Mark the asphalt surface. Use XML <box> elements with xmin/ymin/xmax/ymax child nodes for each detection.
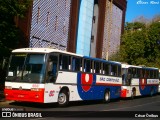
<box><xmin>0</xmin><ymin>93</ymin><xmax>160</xmax><ymax>120</ymax></box>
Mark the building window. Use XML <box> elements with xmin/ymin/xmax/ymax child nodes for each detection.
<box><xmin>63</xmin><ymin>26</ymin><xmax>66</xmax><ymax>34</ymax></box>
<box><xmin>57</xmin><ymin>0</ymin><xmax>59</xmax><ymax>6</ymax></box>
<box><xmin>72</xmin><ymin>57</ymin><xmax>81</xmax><ymax>71</ymax></box>
<box><xmin>55</xmin><ymin>16</ymin><xmax>58</xmax><ymax>31</ymax></box>
<box><xmin>47</xmin><ymin>12</ymin><xmax>50</xmax><ymax>26</ymax></box>
<box><xmin>63</xmin><ymin>18</ymin><xmax>66</xmax><ymax>34</ymax></box>
<box><xmin>37</xmin><ymin>7</ymin><xmax>40</xmax><ymax>24</ymax></box>
<box><xmin>59</xmin><ymin>54</ymin><xmax>69</xmax><ymax>70</ymax></box>
<box><xmin>65</xmin><ymin>0</ymin><xmax>67</xmax><ymax>10</ymax></box>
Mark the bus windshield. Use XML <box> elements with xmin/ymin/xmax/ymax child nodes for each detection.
<box><xmin>6</xmin><ymin>53</ymin><xmax>46</xmax><ymax>83</ymax></box>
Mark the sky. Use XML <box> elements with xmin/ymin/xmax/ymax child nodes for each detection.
<box><xmin>126</xmin><ymin>0</ymin><xmax>160</xmax><ymax>22</ymax></box>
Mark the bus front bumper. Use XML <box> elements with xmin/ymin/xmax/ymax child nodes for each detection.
<box><xmin>4</xmin><ymin>89</ymin><xmax>44</xmax><ymax>103</ymax></box>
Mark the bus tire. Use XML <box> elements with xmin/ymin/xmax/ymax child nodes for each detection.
<box><xmin>103</xmin><ymin>90</ymin><xmax>110</xmax><ymax>103</ymax></box>
<box><xmin>131</xmin><ymin>89</ymin><xmax>136</xmax><ymax>100</ymax></box>
<box><xmin>58</xmin><ymin>90</ymin><xmax>69</xmax><ymax>107</ymax></box>
<box><xmin>150</xmin><ymin>88</ymin><xmax>154</xmax><ymax>97</ymax></box>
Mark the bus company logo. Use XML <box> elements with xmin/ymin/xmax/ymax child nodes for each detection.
<box><xmin>81</xmin><ymin>73</ymin><xmax>93</xmax><ymax>92</ymax></box>
<box><xmin>140</xmin><ymin>78</ymin><xmax>146</xmax><ymax>90</ymax></box>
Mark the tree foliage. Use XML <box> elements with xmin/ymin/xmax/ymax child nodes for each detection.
<box><xmin>0</xmin><ymin>0</ymin><xmax>31</xmax><ymax>65</ymax></box>
<box><xmin>111</xmin><ymin>16</ymin><xmax>160</xmax><ymax>68</ymax></box>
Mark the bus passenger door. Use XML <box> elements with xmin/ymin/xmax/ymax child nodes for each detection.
<box><xmin>44</xmin><ymin>54</ymin><xmax>59</xmax><ymax>103</ymax></box>
<box><xmin>126</xmin><ymin>68</ymin><xmax>132</xmax><ymax>86</ymax></box>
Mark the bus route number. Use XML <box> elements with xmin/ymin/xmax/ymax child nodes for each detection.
<box><xmin>49</xmin><ymin>90</ymin><xmax>55</xmax><ymax>97</ymax></box>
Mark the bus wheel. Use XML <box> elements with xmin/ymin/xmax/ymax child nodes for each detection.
<box><xmin>131</xmin><ymin>89</ymin><xmax>135</xmax><ymax>99</ymax></box>
<box><xmin>103</xmin><ymin>90</ymin><xmax>110</xmax><ymax>103</ymax></box>
<box><xmin>150</xmin><ymin>88</ymin><xmax>154</xmax><ymax>97</ymax></box>
<box><xmin>58</xmin><ymin>90</ymin><xmax>69</xmax><ymax>107</ymax></box>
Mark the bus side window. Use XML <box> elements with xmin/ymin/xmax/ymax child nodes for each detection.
<box><xmin>154</xmin><ymin>70</ymin><xmax>158</xmax><ymax>78</ymax></box>
<box><xmin>63</xmin><ymin>55</ymin><xmax>69</xmax><ymax>70</ymax></box>
<box><xmin>156</xmin><ymin>70</ymin><xmax>159</xmax><ymax>79</ymax></box>
<box><xmin>100</xmin><ymin>62</ymin><xmax>103</xmax><ymax>74</ymax></box>
<box><xmin>111</xmin><ymin>64</ymin><xmax>117</xmax><ymax>76</ymax></box>
<box><xmin>59</xmin><ymin>55</ymin><xmax>62</xmax><ymax>70</ymax></box>
<box><xmin>68</xmin><ymin>56</ymin><xmax>71</xmax><ymax>70</ymax></box>
<box><xmin>47</xmin><ymin>54</ymin><xmax>58</xmax><ymax>83</ymax></box>
<box><xmin>59</xmin><ymin>55</ymin><xmax>69</xmax><ymax>70</ymax></box>
<box><xmin>115</xmin><ymin>64</ymin><xmax>118</xmax><ymax>76</ymax></box>
<box><xmin>135</xmin><ymin>68</ymin><xmax>139</xmax><ymax>78</ymax></box>
<box><xmin>91</xmin><ymin>61</ymin><xmax>94</xmax><ymax>73</ymax></box>
<box><xmin>104</xmin><ymin>63</ymin><xmax>110</xmax><ymax>75</ymax></box>
<box><xmin>142</xmin><ymin>69</ymin><xmax>145</xmax><ymax>78</ymax></box>
<box><xmin>95</xmin><ymin>61</ymin><xmax>100</xmax><ymax>74</ymax></box>
<box><xmin>84</xmin><ymin>59</ymin><xmax>91</xmax><ymax>73</ymax></box>
<box><xmin>72</xmin><ymin>57</ymin><xmax>76</xmax><ymax>71</ymax></box>
<box><xmin>110</xmin><ymin>65</ymin><xmax>114</xmax><ymax>76</ymax></box>
<box><xmin>140</xmin><ymin>69</ymin><xmax>143</xmax><ymax>78</ymax></box>
<box><xmin>75</xmin><ymin>58</ymin><xmax>81</xmax><ymax>71</ymax></box>
<box><xmin>118</xmin><ymin>65</ymin><xmax>121</xmax><ymax>77</ymax></box>
<box><xmin>132</xmin><ymin>68</ymin><xmax>135</xmax><ymax>77</ymax></box>
<box><xmin>80</xmin><ymin>58</ymin><xmax>83</xmax><ymax>71</ymax></box>
<box><xmin>137</xmin><ymin>68</ymin><xmax>140</xmax><ymax>78</ymax></box>
<box><xmin>127</xmin><ymin>68</ymin><xmax>132</xmax><ymax>80</ymax></box>
<box><xmin>102</xmin><ymin>63</ymin><xmax>105</xmax><ymax>74</ymax></box>
<box><xmin>72</xmin><ymin>57</ymin><xmax>81</xmax><ymax>71</ymax></box>
<box><xmin>144</xmin><ymin>70</ymin><xmax>149</xmax><ymax>78</ymax></box>
<box><xmin>149</xmin><ymin>70</ymin><xmax>152</xmax><ymax>78</ymax></box>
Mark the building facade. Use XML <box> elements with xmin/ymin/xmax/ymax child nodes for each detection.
<box><xmin>16</xmin><ymin>0</ymin><xmax>127</xmax><ymax>59</ymax></box>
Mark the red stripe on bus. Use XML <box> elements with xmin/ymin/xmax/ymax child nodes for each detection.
<box><xmin>4</xmin><ymin>89</ymin><xmax>44</xmax><ymax>103</ymax></box>
<box><xmin>96</xmin><ymin>83</ymin><xmax>122</xmax><ymax>86</ymax></box>
<box><xmin>146</xmin><ymin>84</ymin><xmax>159</xmax><ymax>86</ymax></box>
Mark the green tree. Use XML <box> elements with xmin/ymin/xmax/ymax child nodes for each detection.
<box><xmin>146</xmin><ymin>21</ymin><xmax>160</xmax><ymax>67</ymax></box>
<box><xmin>0</xmin><ymin>0</ymin><xmax>31</xmax><ymax>66</ymax></box>
<box><xmin>110</xmin><ymin>18</ymin><xmax>160</xmax><ymax>68</ymax></box>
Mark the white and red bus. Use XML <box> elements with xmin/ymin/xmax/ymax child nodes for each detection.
<box><xmin>5</xmin><ymin>48</ymin><xmax>122</xmax><ymax>106</ymax></box>
<box><xmin>121</xmin><ymin>64</ymin><xmax>159</xmax><ymax>98</ymax></box>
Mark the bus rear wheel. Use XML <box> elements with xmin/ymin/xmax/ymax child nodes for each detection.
<box><xmin>58</xmin><ymin>90</ymin><xmax>69</xmax><ymax>107</ymax></box>
<box><xmin>103</xmin><ymin>90</ymin><xmax>110</xmax><ymax>103</ymax></box>
<box><xmin>150</xmin><ymin>88</ymin><xmax>154</xmax><ymax>97</ymax></box>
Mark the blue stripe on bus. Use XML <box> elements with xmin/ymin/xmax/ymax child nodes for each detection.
<box><xmin>139</xmin><ymin>85</ymin><xmax>158</xmax><ymax>95</ymax></box>
<box><xmin>77</xmin><ymin>72</ymin><xmax>121</xmax><ymax>100</ymax></box>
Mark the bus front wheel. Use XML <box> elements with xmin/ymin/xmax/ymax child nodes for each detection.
<box><xmin>58</xmin><ymin>90</ymin><xmax>69</xmax><ymax>107</ymax></box>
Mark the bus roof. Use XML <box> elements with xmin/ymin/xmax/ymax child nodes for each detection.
<box><xmin>12</xmin><ymin>48</ymin><xmax>121</xmax><ymax>65</ymax></box>
<box><xmin>12</xmin><ymin>48</ymin><xmax>82</xmax><ymax>57</ymax></box>
<box><xmin>122</xmin><ymin>64</ymin><xmax>158</xmax><ymax>70</ymax></box>
<box><xmin>143</xmin><ymin>67</ymin><xmax>159</xmax><ymax>70</ymax></box>
<box><xmin>122</xmin><ymin>64</ymin><xmax>142</xmax><ymax>68</ymax></box>
<box><xmin>84</xmin><ymin>56</ymin><xmax>121</xmax><ymax>65</ymax></box>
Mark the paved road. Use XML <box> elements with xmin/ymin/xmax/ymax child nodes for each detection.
<box><xmin>0</xmin><ymin>94</ymin><xmax>160</xmax><ymax>120</ymax></box>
